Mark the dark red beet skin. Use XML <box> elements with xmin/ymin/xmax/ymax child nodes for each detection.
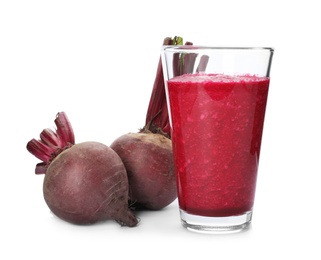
<box><xmin>43</xmin><ymin>141</ymin><xmax>138</xmax><ymax>226</ymax></box>
<box><xmin>110</xmin><ymin>133</ymin><xmax>177</xmax><ymax>210</ymax></box>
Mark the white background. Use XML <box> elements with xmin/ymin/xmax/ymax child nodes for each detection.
<box><xmin>1</xmin><ymin>0</ymin><xmax>320</xmax><ymax>259</ymax></box>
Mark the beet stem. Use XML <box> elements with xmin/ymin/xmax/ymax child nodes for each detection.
<box><xmin>26</xmin><ymin>111</ymin><xmax>75</xmax><ymax>174</ymax></box>
<box><xmin>144</xmin><ymin>36</ymin><xmax>192</xmax><ymax>138</ymax></box>
<box><xmin>196</xmin><ymin>55</ymin><xmax>209</xmax><ymax>72</ymax></box>
<box><xmin>26</xmin><ymin>139</ymin><xmax>54</xmax><ymax>162</ymax></box>
<box><xmin>55</xmin><ymin>112</ymin><xmax>75</xmax><ymax>147</ymax></box>
<box><xmin>40</xmin><ymin>128</ymin><xmax>61</xmax><ymax>148</ymax></box>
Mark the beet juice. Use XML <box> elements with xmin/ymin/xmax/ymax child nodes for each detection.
<box><xmin>167</xmin><ymin>73</ymin><xmax>270</xmax><ymax>218</ymax></box>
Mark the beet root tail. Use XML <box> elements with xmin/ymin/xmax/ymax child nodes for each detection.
<box><xmin>114</xmin><ymin>208</ymin><xmax>139</xmax><ymax>227</ymax></box>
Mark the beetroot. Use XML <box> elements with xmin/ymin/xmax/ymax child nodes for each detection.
<box><xmin>110</xmin><ymin>37</ymin><xmax>192</xmax><ymax>210</ymax></box>
<box><xmin>27</xmin><ymin>112</ymin><xmax>138</xmax><ymax>227</ymax></box>
<box><xmin>110</xmin><ymin>132</ymin><xmax>175</xmax><ymax>210</ymax></box>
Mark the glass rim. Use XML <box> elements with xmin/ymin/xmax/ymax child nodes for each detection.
<box><xmin>162</xmin><ymin>46</ymin><xmax>274</xmax><ymax>52</ymax></box>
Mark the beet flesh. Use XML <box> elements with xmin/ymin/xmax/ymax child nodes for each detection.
<box><xmin>110</xmin><ymin>133</ymin><xmax>177</xmax><ymax>210</ymax></box>
<box><xmin>43</xmin><ymin>141</ymin><xmax>138</xmax><ymax>226</ymax></box>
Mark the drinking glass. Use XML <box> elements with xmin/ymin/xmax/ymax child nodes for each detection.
<box><xmin>161</xmin><ymin>46</ymin><xmax>274</xmax><ymax>233</ymax></box>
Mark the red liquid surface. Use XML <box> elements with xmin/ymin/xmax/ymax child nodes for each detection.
<box><xmin>167</xmin><ymin>73</ymin><xmax>270</xmax><ymax>217</ymax></box>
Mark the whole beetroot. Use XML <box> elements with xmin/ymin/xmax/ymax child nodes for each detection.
<box><xmin>110</xmin><ymin>132</ymin><xmax>176</xmax><ymax>210</ymax></box>
<box><xmin>109</xmin><ymin>37</ymin><xmax>191</xmax><ymax>211</ymax></box>
<box><xmin>27</xmin><ymin>112</ymin><xmax>138</xmax><ymax>227</ymax></box>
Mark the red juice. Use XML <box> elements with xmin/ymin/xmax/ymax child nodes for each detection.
<box><xmin>167</xmin><ymin>73</ymin><xmax>270</xmax><ymax>217</ymax></box>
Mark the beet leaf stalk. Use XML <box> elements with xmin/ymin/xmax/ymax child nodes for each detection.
<box><xmin>26</xmin><ymin>112</ymin><xmax>75</xmax><ymax>174</ymax></box>
<box><xmin>142</xmin><ymin>36</ymin><xmax>193</xmax><ymax>139</ymax></box>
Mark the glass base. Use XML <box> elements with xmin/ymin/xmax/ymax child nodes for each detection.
<box><xmin>180</xmin><ymin>210</ymin><xmax>252</xmax><ymax>234</ymax></box>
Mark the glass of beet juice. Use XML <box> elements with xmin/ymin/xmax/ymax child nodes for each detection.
<box><xmin>161</xmin><ymin>46</ymin><xmax>274</xmax><ymax>233</ymax></box>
